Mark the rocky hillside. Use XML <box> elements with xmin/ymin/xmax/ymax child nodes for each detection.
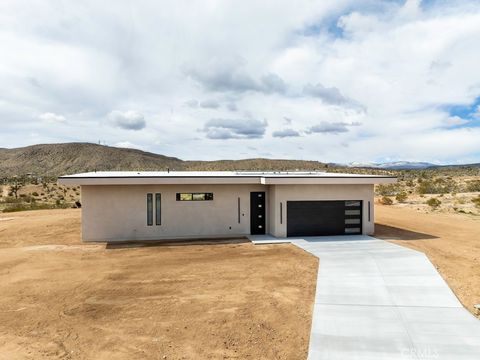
<box><xmin>0</xmin><ymin>143</ymin><xmax>183</xmax><ymax>176</ymax></box>
<box><xmin>0</xmin><ymin>143</ymin><xmax>329</xmax><ymax>177</ymax></box>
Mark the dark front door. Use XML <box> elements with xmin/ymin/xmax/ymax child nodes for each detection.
<box><xmin>287</xmin><ymin>200</ymin><xmax>362</xmax><ymax>237</ymax></box>
<box><xmin>250</xmin><ymin>192</ymin><xmax>266</xmax><ymax>234</ymax></box>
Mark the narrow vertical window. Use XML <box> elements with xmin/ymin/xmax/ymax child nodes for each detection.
<box><xmin>147</xmin><ymin>193</ymin><xmax>153</xmax><ymax>226</ymax></box>
<box><xmin>155</xmin><ymin>193</ymin><xmax>161</xmax><ymax>225</ymax></box>
<box><xmin>280</xmin><ymin>202</ymin><xmax>283</xmax><ymax>224</ymax></box>
<box><xmin>237</xmin><ymin>197</ymin><xmax>241</xmax><ymax>223</ymax></box>
<box><xmin>368</xmin><ymin>201</ymin><xmax>371</xmax><ymax>222</ymax></box>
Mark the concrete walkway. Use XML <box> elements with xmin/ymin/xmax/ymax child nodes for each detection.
<box><xmin>249</xmin><ymin>235</ymin><xmax>480</xmax><ymax>360</ymax></box>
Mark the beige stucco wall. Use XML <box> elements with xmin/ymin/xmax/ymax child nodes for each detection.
<box><xmin>80</xmin><ymin>183</ymin><xmax>375</xmax><ymax>242</ymax></box>
<box><xmin>267</xmin><ymin>184</ymin><xmax>375</xmax><ymax>237</ymax></box>
<box><xmin>81</xmin><ymin>184</ymin><xmax>267</xmax><ymax>242</ymax></box>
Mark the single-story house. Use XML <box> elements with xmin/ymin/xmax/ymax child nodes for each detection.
<box><xmin>58</xmin><ymin>171</ymin><xmax>396</xmax><ymax>242</ymax></box>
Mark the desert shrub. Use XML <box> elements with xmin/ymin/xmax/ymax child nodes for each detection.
<box><xmin>1</xmin><ymin>196</ymin><xmax>23</xmax><ymax>204</ymax></box>
<box><xmin>31</xmin><ymin>191</ymin><xmax>39</xmax><ymax>196</ymax></box>
<box><xmin>395</xmin><ymin>192</ymin><xmax>408</xmax><ymax>203</ymax></box>
<box><xmin>426</xmin><ymin>197</ymin><xmax>441</xmax><ymax>209</ymax></box>
<box><xmin>380</xmin><ymin>196</ymin><xmax>393</xmax><ymax>205</ymax></box>
<box><xmin>466</xmin><ymin>180</ymin><xmax>480</xmax><ymax>192</ymax></box>
<box><xmin>418</xmin><ymin>177</ymin><xmax>457</xmax><ymax>194</ymax></box>
<box><xmin>472</xmin><ymin>196</ymin><xmax>480</xmax><ymax>208</ymax></box>
<box><xmin>376</xmin><ymin>184</ymin><xmax>400</xmax><ymax>196</ymax></box>
<box><xmin>2</xmin><ymin>202</ymin><xmax>70</xmax><ymax>213</ymax></box>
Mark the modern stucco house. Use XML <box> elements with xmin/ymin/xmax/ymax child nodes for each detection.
<box><xmin>58</xmin><ymin>171</ymin><xmax>396</xmax><ymax>242</ymax></box>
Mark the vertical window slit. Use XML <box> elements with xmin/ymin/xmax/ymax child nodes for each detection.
<box><xmin>280</xmin><ymin>202</ymin><xmax>283</xmax><ymax>224</ymax></box>
<box><xmin>238</xmin><ymin>197</ymin><xmax>241</xmax><ymax>223</ymax></box>
<box><xmin>147</xmin><ymin>193</ymin><xmax>153</xmax><ymax>226</ymax></box>
<box><xmin>155</xmin><ymin>193</ymin><xmax>161</xmax><ymax>225</ymax></box>
<box><xmin>368</xmin><ymin>201</ymin><xmax>371</xmax><ymax>222</ymax></box>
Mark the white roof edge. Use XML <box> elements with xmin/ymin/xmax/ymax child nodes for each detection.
<box><xmin>58</xmin><ymin>170</ymin><xmax>396</xmax><ymax>179</ymax></box>
<box><xmin>58</xmin><ymin>171</ymin><xmax>396</xmax><ymax>185</ymax></box>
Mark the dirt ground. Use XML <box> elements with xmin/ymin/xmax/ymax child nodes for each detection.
<box><xmin>375</xmin><ymin>205</ymin><xmax>480</xmax><ymax>318</ymax></box>
<box><xmin>0</xmin><ymin>210</ymin><xmax>318</xmax><ymax>360</ymax></box>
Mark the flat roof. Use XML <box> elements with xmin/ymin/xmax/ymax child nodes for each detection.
<box><xmin>58</xmin><ymin>171</ymin><xmax>396</xmax><ymax>185</ymax></box>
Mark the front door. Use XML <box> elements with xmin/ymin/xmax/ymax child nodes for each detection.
<box><xmin>250</xmin><ymin>192</ymin><xmax>266</xmax><ymax>234</ymax></box>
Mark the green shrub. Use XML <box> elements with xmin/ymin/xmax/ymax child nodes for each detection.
<box><xmin>2</xmin><ymin>202</ymin><xmax>70</xmax><ymax>213</ymax></box>
<box><xmin>472</xmin><ymin>196</ymin><xmax>480</xmax><ymax>208</ymax></box>
<box><xmin>380</xmin><ymin>196</ymin><xmax>393</xmax><ymax>205</ymax></box>
<box><xmin>395</xmin><ymin>192</ymin><xmax>408</xmax><ymax>203</ymax></box>
<box><xmin>376</xmin><ymin>184</ymin><xmax>400</xmax><ymax>196</ymax></box>
<box><xmin>426</xmin><ymin>197</ymin><xmax>441</xmax><ymax>209</ymax></box>
<box><xmin>31</xmin><ymin>192</ymin><xmax>39</xmax><ymax>197</ymax></box>
<box><xmin>1</xmin><ymin>196</ymin><xmax>23</xmax><ymax>204</ymax></box>
<box><xmin>466</xmin><ymin>180</ymin><xmax>480</xmax><ymax>192</ymax></box>
<box><xmin>418</xmin><ymin>177</ymin><xmax>457</xmax><ymax>194</ymax></box>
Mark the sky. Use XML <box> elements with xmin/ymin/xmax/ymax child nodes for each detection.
<box><xmin>1</xmin><ymin>0</ymin><xmax>480</xmax><ymax>164</ymax></box>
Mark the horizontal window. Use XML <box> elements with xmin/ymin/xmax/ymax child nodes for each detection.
<box><xmin>345</xmin><ymin>227</ymin><xmax>361</xmax><ymax>233</ymax></box>
<box><xmin>345</xmin><ymin>200</ymin><xmax>361</xmax><ymax>207</ymax></box>
<box><xmin>345</xmin><ymin>218</ymin><xmax>361</xmax><ymax>224</ymax></box>
<box><xmin>345</xmin><ymin>209</ymin><xmax>361</xmax><ymax>216</ymax></box>
<box><xmin>176</xmin><ymin>192</ymin><xmax>213</xmax><ymax>201</ymax></box>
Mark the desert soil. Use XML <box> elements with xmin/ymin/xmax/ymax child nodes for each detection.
<box><xmin>375</xmin><ymin>204</ymin><xmax>480</xmax><ymax>318</ymax></box>
<box><xmin>0</xmin><ymin>209</ymin><xmax>318</xmax><ymax>360</ymax></box>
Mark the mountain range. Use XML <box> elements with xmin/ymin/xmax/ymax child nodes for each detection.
<box><xmin>0</xmin><ymin>143</ymin><xmax>478</xmax><ymax>177</ymax></box>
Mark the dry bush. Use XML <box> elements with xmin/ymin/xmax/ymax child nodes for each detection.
<box><xmin>466</xmin><ymin>180</ymin><xmax>480</xmax><ymax>192</ymax></box>
<box><xmin>472</xmin><ymin>196</ymin><xmax>480</xmax><ymax>208</ymax></box>
<box><xmin>418</xmin><ymin>177</ymin><xmax>457</xmax><ymax>194</ymax></box>
<box><xmin>380</xmin><ymin>196</ymin><xmax>393</xmax><ymax>205</ymax></box>
<box><xmin>395</xmin><ymin>192</ymin><xmax>408</xmax><ymax>203</ymax></box>
<box><xmin>426</xmin><ymin>197</ymin><xmax>442</xmax><ymax>209</ymax></box>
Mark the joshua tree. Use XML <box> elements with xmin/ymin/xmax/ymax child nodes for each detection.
<box><xmin>9</xmin><ymin>178</ymin><xmax>22</xmax><ymax>199</ymax></box>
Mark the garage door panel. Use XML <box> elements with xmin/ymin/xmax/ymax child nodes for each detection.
<box><xmin>287</xmin><ymin>200</ymin><xmax>362</xmax><ymax>237</ymax></box>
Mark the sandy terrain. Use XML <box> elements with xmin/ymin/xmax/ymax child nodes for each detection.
<box><xmin>0</xmin><ymin>210</ymin><xmax>318</xmax><ymax>360</ymax></box>
<box><xmin>375</xmin><ymin>205</ymin><xmax>480</xmax><ymax>318</ymax></box>
<box><xmin>378</xmin><ymin>192</ymin><xmax>480</xmax><ymax>216</ymax></box>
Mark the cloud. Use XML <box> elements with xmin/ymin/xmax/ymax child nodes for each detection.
<box><xmin>202</xmin><ymin>118</ymin><xmax>267</xmax><ymax>139</ymax></box>
<box><xmin>199</xmin><ymin>99</ymin><xmax>220</xmax><ymax>109</ymax></box>
<box><xmin>186</xmin><ymin>59</ymin><xmax>288</xmax><ymax>95</ymax></box>
<box><xmin>39</xmin><ymin>112</ymin><xmax>66</xmax><ymax>123</ymax></box>
<box><xmin>260</xmin><ymin>73</ymin><xmax>287</xmax><ymax>94</ymax></box>
<box><xmin>283</xmin><ymin>117</ymin><xmax>293</xmax><ymax>125</ymax></box>
<box><xmin>186</xmin><ymin>59</ymin><xmax>259</xmax><ymax>93</ymax></box>
<box><xmin>185</xmin><ymin>99</ymin><xmax>198</xmax><ymax>108</ymax></box>
<box><xmin>108</xmin><ymin>110</ymin><xmax>146</xmax><ymax>130</ymax></box>
<box><xmin>307</xmin><ymin>121</ymin><xmax>361</xmax><ymax>134</ymax></box>
<box><xmin>303</xmin><ymin>83</ymin><xmax>354</xmax><ymax>106</ymax></box>
<box><xmin>227</xmin><ymin>102</ymin><xmax>237</xmax><ymax>112</ymax></box>
<box><xmin>272</xmin><ymin>128</ymin><xmax>301</xmax><ymax>138</ymax></box>
<box><xmin>473</xmin><ymin>105</ymin><xmax>480</xmax><ymax>119</ymax></box>
<box><xmin>2</xmin><ymin>1</ymin><xmax>480</xmax><ymax>164</ymax></box>
<box><xmin>444</xmin><ymin>116</ymin><xmax>469</xmax><ymax>126</ymax></box>
<box><xmin>114</xmin><ymin>141</ymin><xmax>146</xmax><ymax>150</ymax></box>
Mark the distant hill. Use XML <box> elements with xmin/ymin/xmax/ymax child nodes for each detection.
<box><xmin>0</xmin><ymin>143</ymin><xmax>183</xmax><ymax>177</ymax></box>
<box><xmin>1</xmin><ymin>142</ymin><xmax>478</xmax><ymax>177</ymax></box>
<box><xmin>345</xmin><ymin>161</ymin><xmax>436</xmax><ymax>170</ymax></box>
<box><xmin>0</xmin><ymin>143</ymin><xmax>329</xmax><ymax>177</ymax></box>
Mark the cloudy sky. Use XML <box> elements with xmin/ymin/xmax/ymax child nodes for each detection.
<box><xmin>1</xmin><ymin>0</ymin><xmax>480</xmax><ymax>164</ymax></box>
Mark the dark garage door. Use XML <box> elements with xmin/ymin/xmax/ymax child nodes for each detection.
<box><xmin>287</xmin><ymin>200</ymin><xmax>362</xmax><ymax>237</ymax></box>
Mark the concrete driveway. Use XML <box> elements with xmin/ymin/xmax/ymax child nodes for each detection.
<box><xmin>250</xmin><ymin>235</ymin><xmax>480</xmax><ymax>359</ymax></box>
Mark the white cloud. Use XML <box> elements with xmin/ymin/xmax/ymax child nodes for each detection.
<box><xmin>0</xmin><ymin>0</ymin><xmax>480</xmax><ymax>164</ymax></box>
<box><xmin>39</xmin><ymin>112</ymin><xmax>66</xmax><ymax>123</ymax></box>
<box><xmin>108</xmin><ymin>110</ymin><xmax>146</xmax><ymax>131</ymax></box>
<box><xmin>114</xmin><ymin>141</ymin><xmax>146</xmax><ymax>151</ymax></box>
